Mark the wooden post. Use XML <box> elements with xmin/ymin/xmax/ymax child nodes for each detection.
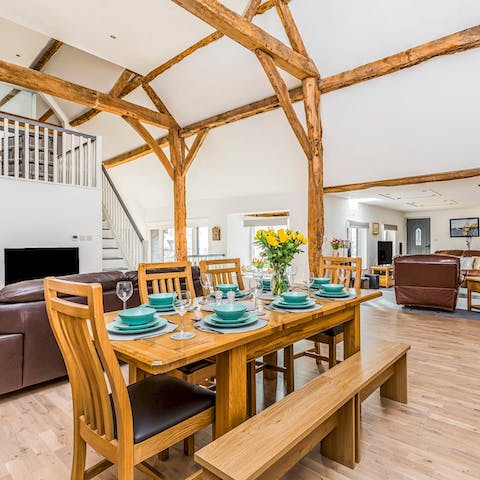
<box><xmin>302</xmin><ymin>77</ymin><xmax>324</xmax><ymax>275</ymax></box>
<box><xmin>170</xmin><ymin>129</ymin><xmax>188</xmax><ymax>261</ymax></box>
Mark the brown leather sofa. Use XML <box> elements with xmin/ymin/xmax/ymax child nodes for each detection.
<box><xmin>393</xmin><ymin>254</ymin><xmax>461</xmax><ymax>311</ymax></box>
<box><xmin>0</xmin><ymin>267</ymin><xmax>203</xmax><ymax>396</ymax></box>
<box><xmin>435</xmin><ymin>250</ymin><xmax>480</xmax><ymax>286</ymax></box>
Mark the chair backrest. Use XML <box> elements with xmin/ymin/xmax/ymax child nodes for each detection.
<box><xmin>44</xmin><ymin>278</ymin><xmax>133</xmax><ymax>444</ymax></box>
<box><xmin>319</xmin><ymin>256</ymin><xmax>362</xmax><ymax>290</ymax></box>
<box><xmin>199</xmin><ymin>258</ymin><xmax>245</xmax><ymax>291</ymax></box>
<box><xmin>138</xmin><ymin>261</ymin><xmax>196</xmax><ymax>304</ymax></box>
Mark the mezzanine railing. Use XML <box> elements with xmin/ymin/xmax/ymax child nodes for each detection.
<box><xmin>0</xmin><ymin>112</ymin><xmax>99</xmax><ymax>187</ymax></box>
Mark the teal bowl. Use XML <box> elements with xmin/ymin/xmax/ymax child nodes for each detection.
<box><xmin>148</xmin><ymin>292</ymin><xmax>177</xmax><ymax>306</ymax></box>
<box><xmin>321</xmin><ymin>283</ymin><xmax>345</xmax><ymax>293</ymax></box>
<box><xmin>214</xmin><ymin>303</ymin><xmax>247</xmax><ymax>320</ymax></box>
<box><xmin>119</xmin><ymin>306</ymin><xmax>156</xmax><ymax>325</ymax></box>
<box><xmin>216</xmin><ymin>284</ymin><xmax>239</xmax><ymax>294</ymax></box>
<box><xmin>262</xmin><ymin>278</ymin><xmax>271</xmax><ymax>286</ymax></box>
<box><xmin>311</xmin><ymin>277</ymin><xmax>330</xmax><ymax>286</ymax></box>
<box><xmin>282</xmin><ymin>291</ymin><xmax>308</xmax><ymax>304</ymax></box>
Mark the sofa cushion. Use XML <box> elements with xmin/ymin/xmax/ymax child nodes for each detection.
<box><xmin>460</xmin><ymin>257</ymin><xmax>475</xmax><ymax>270</ymax></box>
<box><xmin>0</xmin><ymin>271</ymin><xmax>127</xmax><ymax>304</ymax></box>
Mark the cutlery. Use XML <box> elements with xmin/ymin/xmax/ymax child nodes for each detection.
<box><xmin>195</xmin><ymin>325</ymin><xmax>225</xmax><ymax>334</ymax></box>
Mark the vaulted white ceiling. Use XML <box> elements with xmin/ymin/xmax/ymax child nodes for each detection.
<box><xmin>0</xmin><ymin>0</ymin><xmax>479</xmax><ymax>216</ymax></box>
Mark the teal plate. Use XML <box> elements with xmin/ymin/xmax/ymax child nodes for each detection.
<box><xmin>114</xmin><ymin>317</ymin><xmax>159</xmax><ymax>330</ymax></box>
<box><xmin>204</xmin><ymin>313</ymin><xmax>258</xmax><ymax>328</ymax></box>
<box><xmin>315</xmin><ymin>291</ymin><xmax>350</xmax><ymax>298</ymax></box>
<box><xmin>210</xmin><ymin>290</ymin><xmax>249</xmax><ymax>299</ymax></box>
<box><xmin>208</xmin><ymin>312</ymin><xmax>250</xmax><ymax>324</ymax></box>
<box><xmin>107</xmin><ymin>317</ymin><xmax>167</xmax><ymax>335</ymax></box>
<box><xmin>272</xmin><ymin>299</ymin><xmax>316</xmax><ymax>309</ymax></box>
<box><xmin>143</xmin><ymin>302</ymin><xmax>177</xmax><ymax>312</ymax></box>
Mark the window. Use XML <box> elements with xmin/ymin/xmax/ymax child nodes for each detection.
<box><xmin>247</xmin><ymin>220</ymin><xmax>289</xmax><ymax>262</ymax></box>
<box><xmin>149</xmin><ymin>226</ymin><xmax>210</xmax><ymax>262</ymax></box>
<box><xmin>347</xmin><ymin>221</ymin><xmax>368</xmax><ymax>267</ymax></box>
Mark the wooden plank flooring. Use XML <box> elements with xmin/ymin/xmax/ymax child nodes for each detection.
<box><xmin>0</xmin><ymin>304</ymin><xmax>479</xmax><ymax>479</ymax></box>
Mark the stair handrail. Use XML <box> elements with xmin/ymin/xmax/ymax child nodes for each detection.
<box><xmin>102</xmin><ymin>165</ymin><xmax>145</xmax><ymax>269</ymax></box>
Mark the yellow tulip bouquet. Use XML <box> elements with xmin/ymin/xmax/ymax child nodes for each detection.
<box><xmin>254</xmin><ymin>229</ymin><xmax>307</xmax><ymax>295</ymax></box>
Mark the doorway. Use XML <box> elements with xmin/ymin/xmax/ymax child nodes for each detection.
<box><xmin>407</xmin><ymin>218</ymin><xmax>431</xmax><ymax>254</ymax></box>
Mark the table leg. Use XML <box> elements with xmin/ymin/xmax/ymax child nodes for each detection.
<box><xmin>215</xmin><ymin>345</ymin><xmax>248</xmax><ymax>438</ymax></box>
<box><xmin>468</xmin><ymin>286</ymin><xmax>472</xmax><ymax>311</ymax></box>
<box><xmin>263</xmin><ymin>352</ymin><xmax>278</xmax><ymax>379</ymax></box>
<box><xmin>343</xmin><ymin>305</ymin><xmax>360</xmax><ymax>359</ymax></box>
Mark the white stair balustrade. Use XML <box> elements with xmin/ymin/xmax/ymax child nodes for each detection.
<box><xmin>102</xmin><ymin>167</ymin><xmax>145</xmax><ymax>270</ymax></box>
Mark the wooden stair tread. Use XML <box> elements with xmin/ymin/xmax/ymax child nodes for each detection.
<box><xmin>195</xmin><ymin>339</ymin><xmax>410</xmax><ymax>480</ymax></box>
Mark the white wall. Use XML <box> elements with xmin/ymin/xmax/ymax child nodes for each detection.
<box><xmin>405</xmin><ymin>206</ymin><xmax>480</xmax><ymax>252</ymax></box>
<box><xmin>325</xmin><ymin>196</ymin><xmax>407</xmax><ymax>268</ymax></box>
<box><xmin>0</xmin><ymin>178</ymin><xmax>102</xmax><ymax>286</ymax></box>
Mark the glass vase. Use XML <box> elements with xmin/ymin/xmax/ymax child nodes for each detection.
<box><xmin>271</xmin><ymin>265</ymin><xmax>290</xmax><ymax>296</ymax></box>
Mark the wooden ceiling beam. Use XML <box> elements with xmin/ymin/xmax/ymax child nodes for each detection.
<box><xmin>0</xmin><ymin>59</ymin><xmax>175</xmax><ymax>129</ymax></box>
<box><xmin>0</xmin><ymin>38</ymin><xmax>63</xmax><ymax>108</ymax></box>
<box><xmin>171</xmin><ymin>0</ymin><xmax>318</xmax><ymax>79</ymax></box>
<box><xmin>122</xmin><ymin>116</ymin><xmax>174</xmax><ymax>178</ymax></box>
<box><xmin>275</xmin><ymin>0</ymin><xmax>307</xmax><ymax>55</ymax></box>
<box><xmin>70</xmin><ymin>68</ymin><xmax>136</xmax><ymax>126</ymax></box>
<box><xmin>324</xmin><ymin>168</ymin><xmax>480</xmax><ymax>194</ymax></box>
<box><xmin>104</xmin><ymin>25</ymin><xmax>480</xmax><ymax>169</ymax></box>
<box><xmin>37</xmin><ymin>108</ymin><xmax>54</xmax><ymax>123</ymax></box>
<box><xmin>183</xmin><ymin>128</ymin><xmax>209</xmax><ymax>173</ymax></box>
<box><xmin>142</xmin><ymin>82</ymin><xmax>178</xmax><ymax>127</ymax></box>
<box><xmin>256</xmin><ymin>49</ymin><xmax>311</xmax><ymax>158</ymax></box>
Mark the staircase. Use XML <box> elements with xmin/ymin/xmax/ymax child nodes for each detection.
<box><xmin>102</xmin><ymin>215</ymin><xmax>129</xmax><ymax>271</ymax></box>
<box><xmin>102</xmin><ymin>166</ymin><xmax>146</xmax><ymax>271</ymax></box>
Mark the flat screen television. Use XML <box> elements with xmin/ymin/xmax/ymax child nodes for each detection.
<box><xmin>377</xmin><ymin>241</ymin><xmax>393</xmax><ymax>265</ymax></box>
<box><xmin>4</xmin><ymin>247</ymin><xmax>79</xmax><ymax>285</ymax></box>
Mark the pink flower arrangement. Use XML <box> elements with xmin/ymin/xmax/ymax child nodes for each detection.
<box><xmin>330</xmin><ymin>238</ymin><xmax>343</xmax><ymax>250</ymax></box>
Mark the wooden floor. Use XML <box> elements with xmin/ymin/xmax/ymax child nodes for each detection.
<box><xmin>1</xmin><ymin>304</ymin><xmax>479</xmax><ymax>479</ymax></box>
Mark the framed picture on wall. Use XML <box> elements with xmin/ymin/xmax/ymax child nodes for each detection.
<box><xmin>449</xmin><ymin>217</ymin><xmax>479</xmax><ymax>237</ymax></box>
<box><xmin>371</xmin><ymin>222</ymin><xmax>380</xmax><ymax>235</ymax></box>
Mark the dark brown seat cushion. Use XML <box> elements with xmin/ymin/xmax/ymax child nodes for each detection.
<box><xmin>113</xmin><ymin>374</ymin><xmax>215</xmax><ymax>444</ymax></box>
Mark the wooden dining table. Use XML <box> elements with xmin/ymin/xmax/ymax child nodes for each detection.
<box><xmin>105</xmin><ymin>289</ymin><xmax>382</xmax><ymax>438</ymax></box>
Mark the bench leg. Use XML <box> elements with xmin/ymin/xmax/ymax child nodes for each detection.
<box><xmin>355</xmin><ymin>395</ymin><xmax>361</xmax><ymax>463</ymax></box>
<box><xmin>380</xmin><ymin>354</ymin><xmax>408</xmax><ymax>403</ymax></box>
<box><xmin>321</xmin><ymin>397</ymin><xmax>355</xmax><ymax>469</ymax></box>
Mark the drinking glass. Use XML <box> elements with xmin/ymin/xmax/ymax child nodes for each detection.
<box><xmin>199</xmin><ymin>273</ymin><xmax>213</xmax><ymax>305</ymax></box>
<box><xmin>246</xmin><ymin>276</ymin><xmax>262</xmax><ymax>312</ymax></box>
<box><xmin>286</xmin><ymin>265</ymin><xmax>298</xmax><ymax>291</ymax></box>
<box><xmin>337</xmin><ymin>268</ymin><xmax>347</xmax><ymax>287</ymax></box>
<box><xmin>171</xmin><ymin>291</ymin><xmax>195</xmax><ymax>340</ymax></box>
<box><xmin>116</xmin><ymin>281</ymin><xmax>133</xmax><ymax>310</ymax></box>
<box><xmin>303</xmin><ymin>272</ymin><xmax>314</xmax><ymax>298</ymax></box>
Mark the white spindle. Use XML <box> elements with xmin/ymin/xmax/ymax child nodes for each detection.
<box><xmin>14</xmin><ymin>121</ymin><xmax>19</xmax><ymax>177</ymax></box>
<box><xmin>2</xmin><ymin>118</ymin><xmax>7</xmax><ymax>176</ymax></box>
<box><xmin>24</xmin><ymin>123</ymin><xmax>29</xmax><ymax>179</ymax></box>
<box><xmin>43</xmin><ymin>127</ymin><xmax>49</xmax><ymax>182</ymax></box>
<box><xmin>34</xmin><ymin>125</ymin><xmax>39</xmax><ymax>180</ymax></box>
<box><xmin>53</xmin><ymin>129</ymin><xmax>58</xmax><ymax>183</ymax></box>
<box><xmin>79</xmin><ymin>137</ymin><xmax>84</xmax><ymax>186</ymax></box>
<box><xmin>62</xmin><ymin>129</ymin><xmax>67</xmax><ymax>184</ymax></box>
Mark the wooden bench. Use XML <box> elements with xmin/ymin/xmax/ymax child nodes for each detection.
<box><xmin>193</xmin><ymin>339</ymin><xmax>410</xmax><ymax>480</ymax></box>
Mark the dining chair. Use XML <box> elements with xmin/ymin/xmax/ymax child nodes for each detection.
<box><xmin>294</xmin><ymin>256</ymin><xmax>363</xmax><ymax>368</ymax></box>
<box><xmin>138</xmin><ymin>261</ymin><xmax>216</xmax><ymax>390</ymax></box>
<box><xmin>44</xmin><ymin>277</ymin><xmax>215</xmax><ymax>480</ymax></box>
<box><xmin>199</xmin><ymin>257</ymin><xmax>245</xmax><ymax>291</ymax></box>
<box><xmin>199</xmin><ymin>258</ymin><xmax>294</xmax><ymax>414</ymax></box>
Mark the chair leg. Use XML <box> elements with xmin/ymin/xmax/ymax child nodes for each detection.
<box><xmin>158</xmin><ymin>449</ymin><xmax>169</xmax><ymax>461</ymax></box>
<box><xmin>247</xmin><ymin>361</ymin><xmax>257</xmax><ymax>417</ymax></box>
<box><xmin>71</xmin><ymin>421</ymin><xmax>86</xmax><ymax>480</ymax></box>
<box><xmin>314</xmin><ymin>342</ymin><xmax>322</xmax><ymax>365</ymax></box>
<box><xmin>284</xmin><ymin>345</ymin><xmax>295</xmax><ymax>394</ymax></box>
<box><xmin>118</xmin><ymin>451</ymin><xmax>135</xmax><ymax>480</ymax></box>
<box><xmin>184</xmin><ymin>435</ymin><xmax>195</xmax><ymax>456</ymax></box>
<box><xmin>328</xmin><ymin>336</ymin><xmax>337</xmax><ymax>369</ymax></box>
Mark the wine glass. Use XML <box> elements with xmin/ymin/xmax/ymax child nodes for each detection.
<box><xmin>199</xmin><ymin>273</ymin><xmax>213</xmax><ymax>305</ymax></box>
<box><xmin>171</xmin><ymin>291</ymin><xmax>195</xmax><ymax>340</ymax></box>
<box><xmin>337</xmin><ymin>268</ymin><xmax>347</xmax><ymax>288</ymax></box>
<box><xmin>286</xmin><ymin>265</ymin><xmax>297</xmax><ymax>291</ymax></box>
<box><xmin>246</xmin><ymin>276</ymin><xmax>262</xmax><ymax>312</ymax></box>
<box><xmin>116</xmin><ymin>281</ymin><xmax>133</xmax><ymax>310</ymax></box>
<box><xmin>303</xmin><ymin>272</ymin><xmax>314</xmax><ymax>298</ymax></box>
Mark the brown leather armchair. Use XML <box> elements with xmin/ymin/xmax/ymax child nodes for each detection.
<box><xmin>394</xmin><ymin>254</ymin><xmax>461</xmax><ymax>311</ymax></box>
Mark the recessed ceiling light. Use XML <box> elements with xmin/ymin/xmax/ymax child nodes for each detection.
<box><xmin>109</xmin><ymin>34</ymin><xmax>117</xmax><ymax>40</ymax></box>
<box><xmin>15</xmin><ymin>54</ymin><xmax>21</xmax><ymax>58</ymax></box>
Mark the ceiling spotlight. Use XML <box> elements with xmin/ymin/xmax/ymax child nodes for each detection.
<box><xmin>109</xmin><ymin>34</ymin><xmax>117</xmax><ymax>40</ymax></box>
<box><xmin>15</xmin><ymin>54</ymin><xmax>21</xmax><ymax>58</ymax></box>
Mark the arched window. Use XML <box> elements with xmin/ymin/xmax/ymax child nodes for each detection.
<box><xmin>415</xmin><ymin>228</ymin><xmax>422</xmax><ymax>246</ymax></box>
